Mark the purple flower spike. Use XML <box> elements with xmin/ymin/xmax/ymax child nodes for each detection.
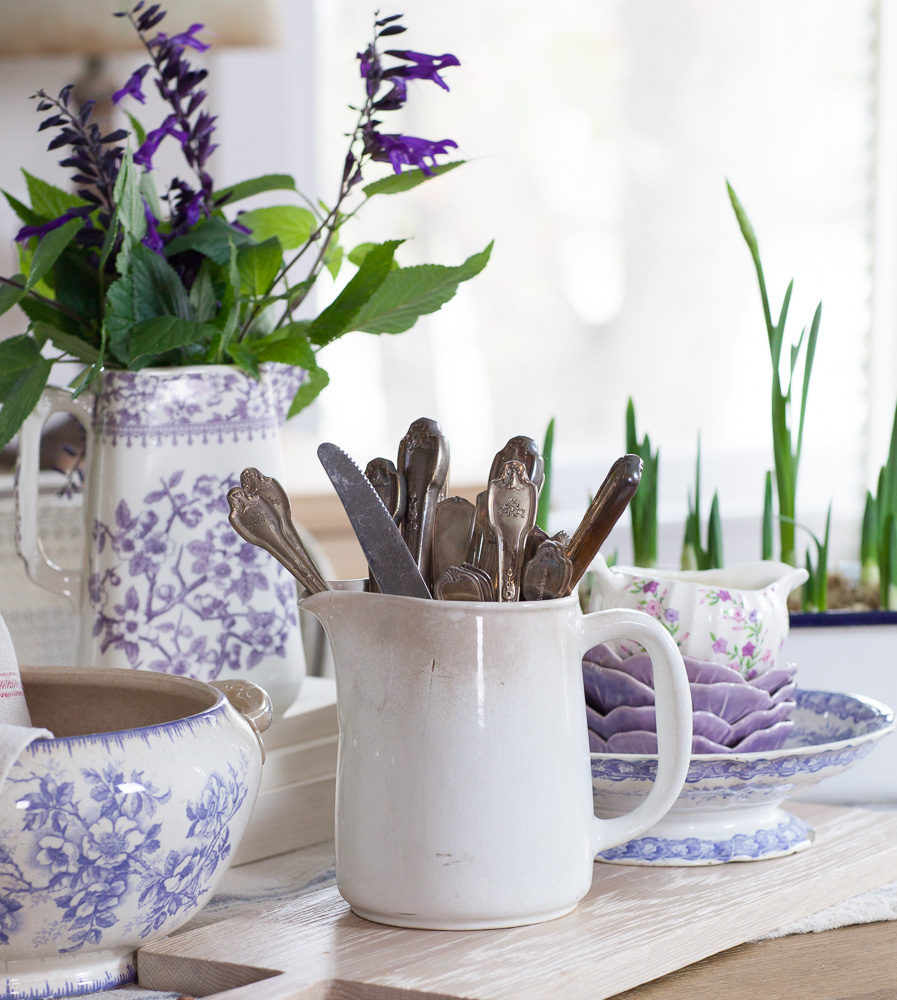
<box><xmin>152</xmin><ymin>23</ymin><xmax>210</xmax><ymax>53</ymax></box>
<box><xmin>134</xmin><ymin>114</ymin><xmax>189</xmax><ymax>169</ymax></box>
<box><xmin>367</xmin><ymin>131</ymin><xmax>458</xmax><ymax>176</ymax></box>
<box><xmin>384</xmin><ymin>50</ymin><xmax>461</xmax><ymax>90</ymax></box>
<box><xmin>112</xmin><ymin>64</ymin><xmax>151</xmax><ymax>105</ymax></box>
<box><xmin>15</xmin><ymin>206</ymin><xmax>88</xmax><ymax>243</ymax></box>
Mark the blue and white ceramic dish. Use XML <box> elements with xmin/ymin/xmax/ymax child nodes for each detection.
<box><xmin>1</xmin><ymin>667</ymin><xmax>268</xmax><ymax>999</ymax></box>
<box><xmin>591</xmin><ymin>688</ymin><xmax>894</xmax><ymax>866</ymax></box>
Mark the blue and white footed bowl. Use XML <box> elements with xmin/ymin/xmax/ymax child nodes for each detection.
<box><xmin>591</xmin><ymin>689</ymin><xmax>894</xmax><ymax>866</ymax></box>
<box><xmin>0</xmin><ymin>667</ymin><xmax>268</xmax><ymax>999</ymax></box>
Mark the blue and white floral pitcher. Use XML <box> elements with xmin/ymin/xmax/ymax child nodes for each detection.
<box><xmin>15</xmin><ymin>364</ymin><xmax>305</xmax><ymax>714</ymax></box>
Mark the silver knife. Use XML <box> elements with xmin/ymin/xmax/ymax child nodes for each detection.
<box><xmin>317</xmin><ymin>443</ymin><xmax>432</xmax><ymax>600</ymax></box>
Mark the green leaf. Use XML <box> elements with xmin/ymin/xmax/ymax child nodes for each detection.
<box><xmin>350</xmin><ymin>242</ymin><xmax>493</xmax><ymax>335</ymax></box>
<box><xmin>237</xmin><ymin>237</ymin><xmax>283</xmax><ymax>296</ymax></box>
<box><xmin>139</xmin><ymin>172</ymin><xmax>163</xmax><ymax>224</ymax></box>
<box><xmin>31</xmin><ymin>321</ymin><xmax>100</xmax><ymax>364</ymax></box>
<box><xmin>308</xmin><ymin>240</ymin><xmax>403</xmax><ymax>348</ymax></box>
<box><xmin>2</xmin><ymin>190</ymin><xmax>43</xmax><ymax>227</ymax></box>
<box><xmin>0</xmin><ymin>276</ymin><xmax>26</xmax><ymax>317</ymax></box>
<box><xmin>26</xmin><ymin>217</ymin><xmax>84</xmax><ymax>291</ymax></box>
<box><xmin>0</xmin><ymin>334</ymin><xmax>42</xmax><ymax>401</ymax></box>
<box><xmin>128</xmin><ymin>316</ymin><xmax>221</xmax><ymax>366</ymax></box>
<box><xmin>165</xmin><ymin>216</ymin><xmax>254</xmax><ymax>265</ymax></box>
<box><xmin>256</xmin><ymin>327</ymin><xmax>316</xmax><ymax>368</ymax></box>
<box><xmin>225</xmin><ymin>341</ymin><xmax>261</xmax><ymax>379</ymax></box>
<box><xmin>214</xmin><ymin>238</ymin><xmax>241</xmax><ymax>359</ymax></box>
<box><xmin>189</xmin><ymin>260</ymin><xmax>218</xmax><ymax>322</ymax></box>
<box><xmin>54</xmin><ymin>250</ymin><xmax>102</xmax><ymax>327</ymax></box>
<box><xmin>105</xmin><ymin>244</ymin><xmax>193</xmax><ymax>363</ymax></box>
<box><xmin>0</xmin><ymin>357</ymin><xmax>52</xmax><ymax>449</ymax></box>
<box><xmin>238</xmin><ymin>206</ymin><xmax>315</xmax><ymax>250</ymax></box>
<box><xmin>113</xmin><ymin>146</ymin><xmax>147</xmax><ymax>243</ymax></box>
<box><xmin>213</xmin><ymin>174</ymin><xmax>297</xmax><ymax>207</ymax></box>
<box><xmin>362</xmin><ymin>160</ymin><xmax>465</xmax><ymax>197</ymax></box>
<box><xmin>286</xmin><ymin>364</ymin><xmax>330</xmax><ymax>418</ymax></box>
<box><xmin>19</xmin><ymin>295</ymin><xmax>78</xmax><ymax>336</ymax></box>
<box><xmin>536</xmin><ymin>416</ymin><xmax>555</xmax><ymax>531</ymax></box>
<box><xmin>23</xmin><ymin>170</ymin><xmax>89</xmax><ymax>220</ymax></box>
<box><xmin>126</xmin><ymin>111</ymin><xmax>147</xmax><ymax>147</ymax></box>
<box><xmin>324</xmin><ymin>243</ymin><xmax>343</xmax><ymax>281</ymax></box>
<box><xmin>762</xmin><ymin>471</ymin><xmax>774</xmax><ymax>560</ymax></box>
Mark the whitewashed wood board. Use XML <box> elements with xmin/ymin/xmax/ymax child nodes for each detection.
<box><xmin>263</xmin><ymin>677</ymin><xmax>337</xmax><ymax>753</ymax></box>
<box><xmin>232</xmin><ymin>774</ymin><xmax>335</xmax><ymax>867</ymax></box>
<box><xmin>139</xmin><ymin>804</ymin><xmax>897</xmax><ymax>999</ymax></box>
<box><xmin>259</xmin><ymin>734</ymin><xmax>338</xmax><ymax>793</ymax></box>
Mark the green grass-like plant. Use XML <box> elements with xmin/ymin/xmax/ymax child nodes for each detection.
<box><xmin>625</xmin><ymin>398</ymin><xmax>658</xmax><ymax>567</ymax></box>
<box><xmin>728</xmin><ymin>182</ymin><xmax>821</xmax><ymax>568</ymax></box>
<box><xmin>681</xmin><ymin>435</ymin><xmax>724</xmax><ymax>571</ymax></box>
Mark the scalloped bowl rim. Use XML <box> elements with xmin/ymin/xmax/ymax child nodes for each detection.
<box><xmin>589</xmin><ymin>689</ymin><xmax>894</xmax><ymax>764</ymax></box>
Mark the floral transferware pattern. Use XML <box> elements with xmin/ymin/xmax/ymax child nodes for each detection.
<box><xmin>618</xmin><ymin>579</ymin><xmax>779</xmax><ymax>678</ymax></box>
<box><xmin>94</xmin><ymin>365</ymin><xmax>300</xmax><ymax>446</ymax></box>
<box><xmin>0</xmin><ymin>757</ymin><xmax>247</xmax><ymax>956</ymax></box>
<box><xmin>89</xmin><ymin>469</ymin><xmax>297</xmax><ymax>681</ymax></box>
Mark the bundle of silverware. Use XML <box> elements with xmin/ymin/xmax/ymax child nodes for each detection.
<box><xmin>227</xmin><ymin>416</ymin><xmax>642</xmax><ymax>603</ymax></box>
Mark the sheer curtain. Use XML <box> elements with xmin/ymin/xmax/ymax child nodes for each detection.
<box><xmin>296</xmin><ymin>0</ymin><xmax>880</xmax><ymax>567</ymax></box>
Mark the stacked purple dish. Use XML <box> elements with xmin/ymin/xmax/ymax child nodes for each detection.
<box><xmin>583</xmin><ymin>643</ymin><xmax>797</xmax><ymax>754</ymax></box>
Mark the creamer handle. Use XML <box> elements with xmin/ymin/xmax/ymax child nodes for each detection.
<box><xmin>579</xmin><ymin>608</ymin><xmax>693</xmax><ymax>856</ymax></box>
<box><xmin>15</xmin><ymin>387</ymin><xmax>94</xmax><ymax>610</ymax></box>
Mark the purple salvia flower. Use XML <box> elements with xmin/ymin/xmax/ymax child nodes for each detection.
<box><xmin>112</xmin><ymin>64</ymin><xmax>151</xmax><ymax>105</ymax></box>
<box><xmin>15</xmin><ymin>207</ymin><xmax>84</xmax><ymax>243</ymax></box>
<box><xmin>384</xmin><ymin>50</ymin><xmax>460</xmax><ymax>90</ymax></box>
<box><xmin>141</xmin><ymin>201</ymin><xmax>165</xmax><ymax>254</ymax></box>
<box><xmin>134</xmin><ymin>114</ymin><xmax>189</xmax><ymax>169</ymax></box>
<box><xmin>367</xmin><ymin>132</ymin><xmax>458</xmax><ymax>176</ymax></box>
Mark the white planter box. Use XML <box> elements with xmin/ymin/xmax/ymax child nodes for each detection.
<box><xmin>782</xmin><ymin>612</ymin><xmax>897</xmax><ymax>804</ymax></box>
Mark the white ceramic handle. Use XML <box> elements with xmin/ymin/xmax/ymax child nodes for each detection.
<box><xmin>579</xmin><ymin>607</ymin><xmax>692</xmax><ymax>856</ymax></box>
<box><xmin>15</xmin><ymin>386</ymin><xmax>94</xmax><ymax>610</ymax></box>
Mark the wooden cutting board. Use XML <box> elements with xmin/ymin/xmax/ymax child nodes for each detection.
<box><xmin>138</xmin><ymin>804</ymin><xmax>897</xmax><ymax>1000</ymax></box>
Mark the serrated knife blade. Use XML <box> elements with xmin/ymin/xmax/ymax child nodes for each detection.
<box><xmin>317</xmin><ymin>442</ymin><xmax>432</xmax><ymax>600</ymax></box>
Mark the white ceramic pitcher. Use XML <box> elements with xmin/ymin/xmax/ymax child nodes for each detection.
<box><xmin>300</xmin><ymin>588</ymin><xmax>693</xmax><ymax>930</ymax></box>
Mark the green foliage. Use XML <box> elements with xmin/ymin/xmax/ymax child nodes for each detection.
<box><xmin>728</xmin><ymin>182</ymin><xmax>821</xmax><ymax>568</ymax></box>
<box><xmin>536</xmin><ymin>417</ymin><xmax>555</xmax><ymax>531</ymax></box>
<box><xmin>0</xmin><ymin>29</ymin><xmax>488</xmax><ymax>448</ymax></box>
<box><xmin>863</xmin><ymin>401</ymin><xmax>897</xmax><ymax>607</ymax></box>
<box><xmin>791</xmin><ymin>504</ymin><xmax>831</xmax><ymax>612</ymax></box>
<box><xmin>625</xmin><ymin>398</ymin><xmax>658</xmax><ymax>568</ymax></box>
<box><xmin>681</xmin><ymin>436</ymin><xmax>724</xmax><ymax>571</ymax></box>
<box><xmin>762</xmin><ymin>471</ymin><xmax>774</xmax><ymax>561</ymax></box>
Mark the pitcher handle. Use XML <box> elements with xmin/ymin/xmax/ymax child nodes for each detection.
<box><xmin>579</xmin><ymin>607</ymin><xmax>692</xmax><ymax>856</ymax></box>
<box><xmin>15</xmin><ymin>386</ymin><xmax>94</xmax><ymax>611</ymax></box>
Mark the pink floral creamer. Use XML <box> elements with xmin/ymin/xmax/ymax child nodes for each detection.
<box><xmin>587</xmin><ymin>557</ymin><xmax>808</xmax><ymax>678</ymax></box>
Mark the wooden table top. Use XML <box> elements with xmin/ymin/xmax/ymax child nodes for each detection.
<box><xmin>610</xmin><ymin>919</ymin><xmax>897</xmax><ymax>1000</ymax></box>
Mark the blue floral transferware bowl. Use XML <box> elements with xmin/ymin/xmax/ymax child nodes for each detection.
<box><xmin>591</xmin><ymin>689</ymin><xmax>893</xmax><ymax>866</ymax></box>
<box><xmin>0</xmin><ymin>667</ymin><xmax>269</xmax><ymax>999</ymax></box>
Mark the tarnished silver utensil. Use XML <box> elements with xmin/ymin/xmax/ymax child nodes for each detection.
<box><xmin>318</xmin><ymin>442</ymin><xmax>432</xmax><ymax>600</ymax></box>
<box><xmin>473</xmin><ymin>488</ymin><xmax>498</xmax><ymax>592</ymax></box>
<box><xmin>364</xmin><ymin>458</ymin><xmax>407</xmax><ymax>525</ymax></box>
<box><xmin>434</xmin><ymin>564</ymin><xmax>493</xmax><ymax>602</ymax></box>
<box><xmin>432</xmin><ymin>495</ymin><xmax>477</xmax><ymax>587</ymax></box>
<box><xmin>364</xmin><ymin>458</ymin><xmax>406</xmax><ymax>593</ymax></box>
<box><xmin>397</xmin><ymin>418</ymin><xmax>450</xmax><ymax>587</ymax></box>
<box><xmin>564</xmin><ymin>454</ymin><xmax>643</xmax><ymax>595</ymax></box>
<box><xmin>522</xmin><ymin>538</ymin><xmax>574</xmax><ymax>602</ymax></box>
<box><xmin>489</xmin><ymin>436</ymin><xmax>545</xmax><ymax>495</ymax></box>
<box><xmin>488</xmin><ymin>460</ymin><xmax>538</xmax><ymax>602</ymax></box>
<box><xmin>227</xmin><ymin>484</ymin><xmax>329</xmax><ymax>595</ymax></box>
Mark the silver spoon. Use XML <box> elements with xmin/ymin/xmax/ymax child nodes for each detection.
<box><xmin>432</xmin><ymin>495</ymin><xmax>477</xmax><ymax>588</ymax></box>
<box><xmin>488</xmin><ymin>460</ymin><xmax>538</xmax><ymax>602</ymax></box>
<box><xmin>227</xmin><ymin>486</ymin><xmax>329</xmax><ymax>595</ymax></box>
<box><xmin>397</xmin><ymin>418</ymin><xmax>450</xmax><ymax>588</ymax></box>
